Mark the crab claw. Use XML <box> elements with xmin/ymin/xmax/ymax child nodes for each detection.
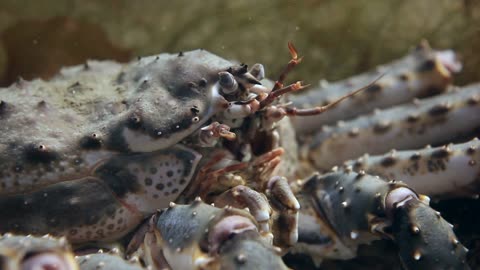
<box><xmin>391</xmin><ymin>198</ymin><xmax>470</xmax><ymax>270</ymax></box>
<box><xmin>0</xmin><ymin>235</ymin><xmax>78</xmax><ymax>270</ymax></box>
<box><xmin>292</xmin><ymin>171</ymin><xmax>470</xmax><ymax>269</ymax></box>
<box><xmin>128</xmin><ymin>202</ymin><xmax>289</xmax><ymax>270</ymax></box>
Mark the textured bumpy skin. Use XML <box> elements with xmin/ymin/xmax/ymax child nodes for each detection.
<box><xmin>76</xmin><ymin>252</ymin><xmax>144</xmax><ymax>270</ymax></box>
<box><xmin>132</xmin><ymin>202</ymin><xmax>289</xmax><ymax>270</ymax></box>
<box><xmin>392</xmin><ymin>199</ymin><xmax>470</xmax><ymax>270</ymax></box>
<box><xmin>306</xmin><ymin>83</ymin><xmax>480</xmax><ymax>171</ymax></box>
<box><xmin>292</xmin><ymin>172</ymin><xmax>469</xmax><ymax>269</ymax></box>
<box><xmin>0</xmin><ymin>234</ymin><xmax>78</xmax><ymax>270</ymax></box>
<box><xmin>344</xmin><ymin>138</ymin><xmax>480</xmax><ymax>198</ymax></box>
<box><xmin>291</xmin><ymin>42</ymin><xmax>461</xmax><ymax>133</ymax></box>
<box><xmin>0</xmin><ymin>47</ymin><xmax>282</xmax><ymax>245</ymax></box>
<box><xmin>0</xmin><ymin>49</ymin><xmax>229</xmax><ymax>195</ymax></box>
<box><xmin>0</xmin><ymin>145</ymin><xmax>201</xmax><ymax>243</ymax></box>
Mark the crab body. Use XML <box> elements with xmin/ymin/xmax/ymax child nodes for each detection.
<box><xmin>0</xmin><ymin>49</ymin><xmax>274</xmax><ymax>243</ymax></box>
<box><xmin>0</xmin><ymin>234</ymin><xmax>78</xmax><ymax>270</ymax></box>
<box><xmin>0</xmin><ymin>42</ymin><xmax>478</xmax><ymax>270</ymax></box>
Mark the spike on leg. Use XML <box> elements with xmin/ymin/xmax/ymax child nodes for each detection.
<box><xmin>391</xmin><ymin>198</ymin><xmax>470</xmax><ymax>270</ymax></box>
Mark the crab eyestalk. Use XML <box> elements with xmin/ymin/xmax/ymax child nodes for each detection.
<box><xmin>292</xmin><ymin>171</ymin><xmax>469</xmax><ymax>269</ymax></box>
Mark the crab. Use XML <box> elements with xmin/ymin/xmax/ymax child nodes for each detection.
<box><xmin>0</xmin><ymin>40</ymin><xmax>478</xmax><ymax>269</ymax></box>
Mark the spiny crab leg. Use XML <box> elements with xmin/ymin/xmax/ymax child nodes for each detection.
<box><xmin>293</xmin><ymin>171</ymin><xmax>469</xmax><ymax>269</ymax></box>
<box><xmin>306</xmin><ymin>83</ymin><xmax>480</xmax><ymax>171</ymax></box>
<box><xmin>128</xmin><ymin>201</ymin><xmax>290</xmax><ymax>270</ymax></box>
<box><xmin>342</xmin><ymin>137</ymin><xmax>480</xmax><ymax>199</ymax></box>
<box><xmin>290</xmin><ymin>40</ymin><xmax>462</xmax><ymax>133</ymax></box>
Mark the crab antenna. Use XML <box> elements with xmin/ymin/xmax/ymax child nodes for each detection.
<box><xmin>272</xmin><ymin>42</ymin><xmax>304</xmax><ymax>92</ymax></box>
<box><xmin>286</xmin><ymin>73</ymin><xmax>386</xmax><ymax>116</ymax></box>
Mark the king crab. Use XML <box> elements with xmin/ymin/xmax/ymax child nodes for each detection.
<box><xmin>0</xmin><ymin>40</ymin><xmax>478</xmax><ymax>270</ymax></box>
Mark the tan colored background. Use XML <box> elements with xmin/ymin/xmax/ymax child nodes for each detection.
<box><xmin>1</xmin><ymin>0</ymin><xmax>479</xmax><ymax>86</ymax></box>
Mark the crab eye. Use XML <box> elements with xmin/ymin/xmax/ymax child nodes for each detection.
<box><xmin>249</xmin><ymin>63</ymin><xmax>265</xmax><ymax>81</ymax></box>
<box><xmin>218</xmin><ymin>71</ymin><xmax>238</xmax><ymax>95</ymax></box>
<box><xmin>22</xmin><ymin>252</ymin><xmax>71</xmax><ymax>270</ymax></box>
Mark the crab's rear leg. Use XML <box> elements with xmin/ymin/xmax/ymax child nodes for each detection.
<box><xmin>306</xmin><ymin>83</ymin><xmax>480</xmax><ymax>171</ymax></box>
<box><xmin>344</xmin><ymin>137</ymin><xmax>480</xmax><ymax>199</ymax></box>
<box><xmin>290</xmin><ymin>41</ymin><xmax>462</xmax><ymax>133</ymax></box>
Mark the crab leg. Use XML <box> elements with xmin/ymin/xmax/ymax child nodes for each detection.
<box><xmin>128</xmin><ymin>201</ymin><xmax>289</xmax><ymax>270</ymax></box>
<box><xmin>0</xmin><ymin>234</ymin><xmax>78</xmax><ymax>270</ymax></box>
<box><xmin>306</xmin><ymin>83</ymin><xmax>480</xmax><ymax>171</ymax></box>
<box><xmin>343</xmin><ymin>138</ymin><xmax>480</xmax><ymax>199</ymax></box>
<box><xmin>292</xmin><ymin>171</ymin><xmax>469</xmax><ymax>269</ymax></box>
<box><xmin>290</xmin><ymin>41</ymin><xmax>461</xmax><ymax>134</ymax></box>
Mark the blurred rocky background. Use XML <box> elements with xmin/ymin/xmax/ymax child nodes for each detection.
<box><xmin>1</xmin><ymin>0</ymin><xmax>479</xmax><ymax>87</ymax></box>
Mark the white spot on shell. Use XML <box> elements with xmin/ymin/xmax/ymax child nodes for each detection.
<box><xmin>413</xmin><ymin>250</ymin><xmax>422</xmax><ymax>260</ymax></box>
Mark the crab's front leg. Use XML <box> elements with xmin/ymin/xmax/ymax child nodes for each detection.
<box><xmin>293</xmin><ymin>171</ymin><xmax>469</xmax><ymax>269</ymax></box>
<box><xmin>127</xmin><ymin>200</ymin><xmax>290</xmax><ymax>270</ymax></box>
